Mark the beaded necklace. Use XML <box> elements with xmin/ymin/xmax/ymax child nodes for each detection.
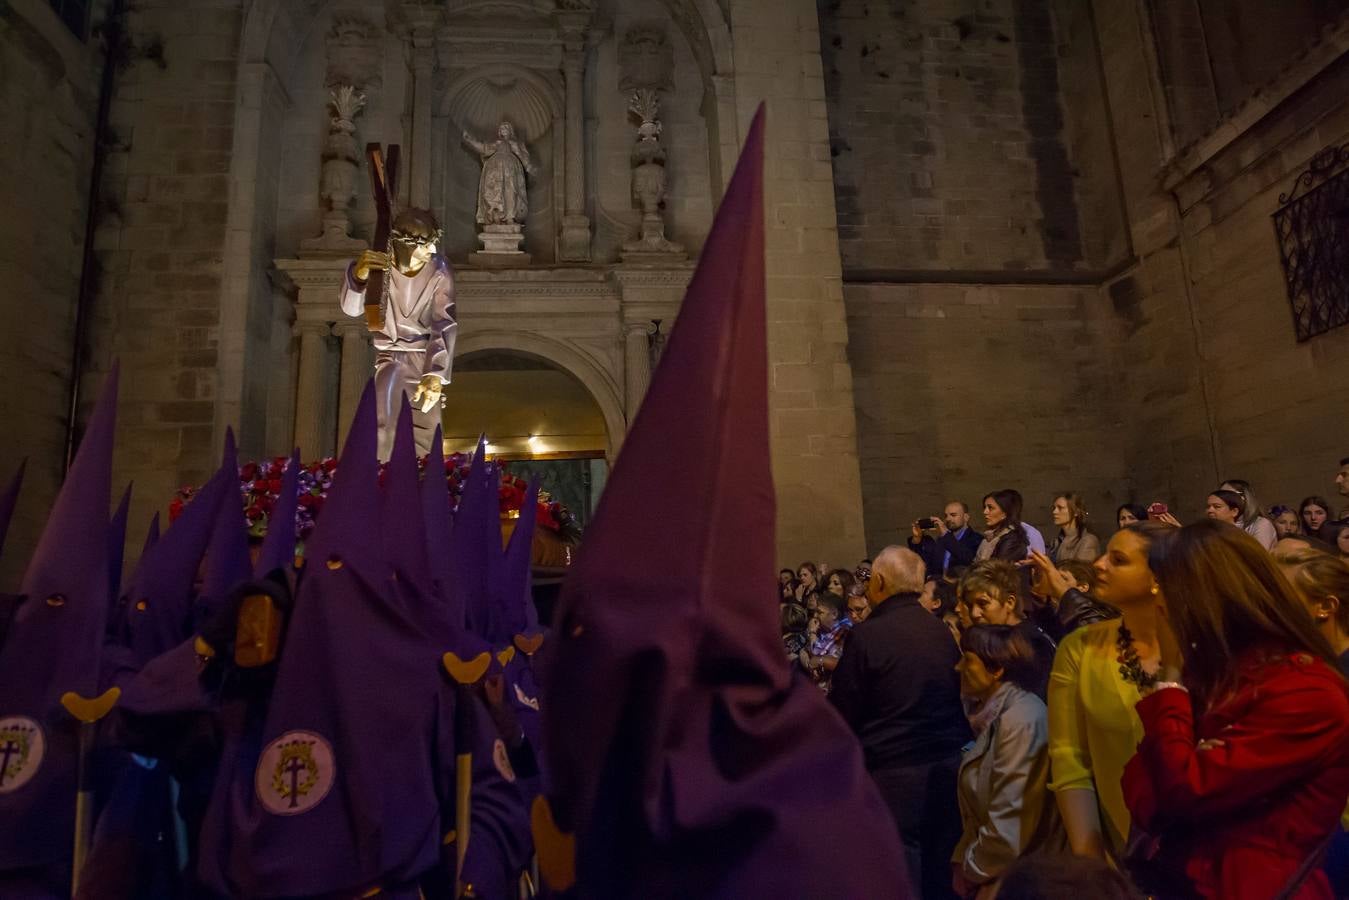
<box><xmin>1115</xmin><ymin>622</ymin><xmax>1159</xmax><ymax>690</ymax></box>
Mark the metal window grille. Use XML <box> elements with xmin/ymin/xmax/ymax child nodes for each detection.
<box><xmin>1273</xmin><ymin>143</ymin><xmax>1349</xmax><ymax>342</ymax></box>
<box><xmin>48</xmin><ymin>0</ymin><xmax>91</xmax><ymax>39</ymax></box>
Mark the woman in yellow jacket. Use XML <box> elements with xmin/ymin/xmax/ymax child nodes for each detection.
<box><xmin>1046</xmin><ymin>521</ymin><xmax>1171</xmax><ymax>860</ymax></box>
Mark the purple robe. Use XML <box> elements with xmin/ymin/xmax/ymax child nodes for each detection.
<box><xmin>537</xmin><ymin>109</ymin><xmax>910</xmax><ymax>898</ymax></box>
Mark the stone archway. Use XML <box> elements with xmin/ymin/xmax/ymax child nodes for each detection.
<box><xmin>454</xmin><ymin>329</ymin><xmax>627</xmax><ymax>458</ymax></box>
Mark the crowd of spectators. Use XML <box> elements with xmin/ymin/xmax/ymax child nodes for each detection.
<box><xmin>778</xmin><ymin>456</ymin><xmax>1349</xmax><ymax>898</ymax></box>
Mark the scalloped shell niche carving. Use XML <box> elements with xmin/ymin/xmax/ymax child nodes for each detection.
<box><xmin>444</xmin><ymin>71</ymin><xmax>557</xmax><ymax>145</ymax></box>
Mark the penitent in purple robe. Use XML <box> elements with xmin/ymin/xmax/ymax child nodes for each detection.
<box><xmin>0</xmin><ymin>365</ymin><xmax>118</xmax><ymax>886</ymax></box>
<box><xmin>537</xmin><ymin>108</ymin><xmax>911</xmax><ymax>899</ymax></box>
<box><xmin>195</xmin><ymin>383</ymin><xmax>527</xmax><ymax>898</ymax></box>
<box><xmin>339</xmin><ymin>256</ymin><xmax>457</xmax><ymax>459</ymax></box>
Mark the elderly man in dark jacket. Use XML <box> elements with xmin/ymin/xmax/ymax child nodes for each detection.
<box><xmin>831</xmin><ymin>546</ymin><xmax>971</xmax><ymax>900</ymax></box>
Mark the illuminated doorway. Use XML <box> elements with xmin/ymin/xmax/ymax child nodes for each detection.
<box><xmin>442</xmin><ymin>350</ymin><xmax>609</xmax><ymax>526</ymax></box>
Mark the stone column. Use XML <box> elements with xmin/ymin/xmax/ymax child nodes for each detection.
<box><xmin>410</xmin><ymin>31</ymin><xmax>435</xmax><ymax>207</ymax></box>
<box><xmin>558</xmin><ymin>29</ymin><xmax>592</xmax><ymax>260</ymax></box>
<box><xmin>727</xmin><ymin>0</ymin><xmax>867</xmax><ymax>564</ymax></box>
<box><xmin>337</xmin><ymin>324</ymin><xmax>372</xmax><ymax>447</ymax></box>
<box><xmin>293</xmin><ymin>322</ymin><xmax>332</xmax><ymax>458</ymax></box>
<box><xmin>623</xmin><ymin>322</ymin><xmax>651</xmax><ymax>420</ymax></box>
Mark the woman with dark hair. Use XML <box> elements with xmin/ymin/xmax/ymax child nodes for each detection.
<box><xmin>793</xmin><ymin>561</ymin><xmax>819</xmax><ymax>603</ymax></box>
<box><xmin>1116</xmin><ymin>504</ymin><xmax>1148</xmax><ymax>530</ymax></box>
<box><xmin>952</xmin><ymin>626</ymin><xmax>1065</xmax><ymax>897</ymax></box>
<box><xmin>825</xmin><ymin>568</ymin><xmax>856</xmax><ymax>601</ymax></box>
<box><xmin>978</xmin><ymin>490</ymin><xmax>1031</xmax><ymax>562</ymax></box>
<box><xmin>1302</xmin><ymin>496</ymin><xmax>1333</xmax><ymax>537</ymax></box>
<box><xmin>1048</xmin><ymin>521</ymin><xmax>1172</xmax><ymax>863</ymax></box>
<box><xmin>1222</xmin><ymin>478</ymin><xmax>1278</xmax><ymax>550</ymax></box>
<box><xmin>1122</xmin><ymin>521</ymin><xmax>1349</xmax><ymax>900</ymax></box>
<box><xmin>781</xmin><ymin>603</ymin><xmax>811</xmax><ymax>668</ymax></box>
<box><xmin>1048</xmin><ymin>493</ymin><xmax>1100</xmax><ymax>563</ymax></box>
<box><xmin>1204</xmin><ymin>489</ymin><xmax>1245</xmax><ymax>526</ymax></box>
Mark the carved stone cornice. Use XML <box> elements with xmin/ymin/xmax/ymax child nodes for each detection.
<box><xmin>437</xmin><ymin>28</ymin><xmax>563</xmax><ymax>71</ymax></box>
<box><xmin>609</xmin><ymin>262</ymin><xmax>696</xmax><ymax>287</ymax></box>
<box><xmin>274</xmin><ymin>256</ymin><xmax>354</xmax><ymax>291</ymax></box>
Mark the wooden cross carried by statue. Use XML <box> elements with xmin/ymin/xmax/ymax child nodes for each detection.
<box><xmin>364</xmin><ymin>142</ymin><xmax>400</xmax><ymax>332</ymax></box>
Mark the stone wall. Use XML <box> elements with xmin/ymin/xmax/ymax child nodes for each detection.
<box><xmin>818</xmin><ymin>0</ymin><xmax>1123</xmax><ymax>275</ymax></box>
<box><xmin>1095</xmin><ymin>1</ymin><xmax>1349</xmax><ymax>518</ymax></box>
<box><xmin>846</xmin><ymin>282</ymin><xmax>1128</xmax><ymax>551</ymax></box>
<box><xmin>86</xmin><ymin>0</ymin><xmax>244</xmax><ymax>545</ymax></box>
<box><xmin>1100</xmin><ymin>7</ymin><xmax>1349</xmax><ymax>518</ymax></box>
<box><xmin>0</xmin><ymin>0</ymin><xmax>100</xmax><ymax>584</ymax></box>
<box><xmin>728</xmin><ymin>0</ymin><xmax>869</xmax><ymax>565</ymax></box>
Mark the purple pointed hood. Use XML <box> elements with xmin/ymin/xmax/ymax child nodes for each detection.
<box><xmin>382</xmin><ymin>398</ymin><xmax>431</xmax><ymax>594</ymax></box>
<box><xmin>198</xmin><ymin>381</ymin><xmax>445</xmax><ymax>897</ymax></box>
<box><xmin>421</xmin><ymin>430</ymin><xmax>492</xmax><ymax>669</ymax></box>
<box><xmin>0</xmin><ymin>460</ymin><xmax>25</xmax><ymax>563</ymax></box>
<box><xmin>253</xmin><ymin>449</ymin><xmax>300</xmax><ymax>580</ymax></box>
<box><xmin>108</xmin><ymin>483</ymin><xmax>133</xmax><ymax>605</ymax></box>
<box><xmin>536</xmin><ymin>109</ymin><xmax>907</xmax><ymax>897</ymax></box>
<box><xmin>0</xmin><ymin>364</ymin><xmax>118</xmax><ymax>872</ymax></box>
<box><xmin>117</xmin><ymin>463</ymin><xmax>230</xmax><ymax>666</ymax></box>
<box><xmin>140</xmin><ymin>512</ymin><xmax>161</xmax><ymax>560</ymax></box>
<box><xmin>490</xmin><ymin>477</ymin><xmax>538</xmax><ymax>646</ymax></box>
<box><xmin>453</xmin><ymin>436</ymin><xmax>500</xmax><ymax>641</ymax></box>
<box><xmin>198</xmin><ymin>429</ymin><xmax>251</xmax><ymax>618</ymax></box>
<box><xmin>421</xmin><ymin>428</ymin><xmax>458</xmax><ymax>623</ymax></box>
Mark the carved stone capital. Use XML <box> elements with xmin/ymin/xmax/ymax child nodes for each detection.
<box><xmin>619</xmin><ymin>23</ymin><xmax>674</xmax><ymax>93</ymax></box>
<box><xmin>393</xmin><ymin>0</ymin><xmax>445</xmax><ymax>38</ymax></box>
<box><xmin>325</xmin><ymin>17</ymin><xmax>382</xmax><ymax>89</ymax></box>
<box><xmin>560</xmin><ymin>214</ymin><xmax>592</xmax><ymax>262</ymax></box>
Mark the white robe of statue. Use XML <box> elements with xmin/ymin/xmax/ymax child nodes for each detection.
<box><xmin>339</xmin><ymin>257</ymin><xmax>457</xmax><ymax>458</ymax></box>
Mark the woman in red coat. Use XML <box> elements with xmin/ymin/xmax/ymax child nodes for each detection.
<box><xmin>1122</xmin><ymin>520</ymin><xmax>1349</xmax><ymax>899</ymax></box>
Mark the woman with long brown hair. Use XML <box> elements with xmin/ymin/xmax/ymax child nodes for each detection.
<box><xmin>1122</xmin><ymin>520</ymin><xmax>1349</xmax><ymax>899</ymax></box>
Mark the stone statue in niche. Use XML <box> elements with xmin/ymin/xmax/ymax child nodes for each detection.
<box><xmin>462</xmin><ymin>120</ymin><xmax>537</xmax><ymax>264</ymax></box>
<box><xmin>301</xmin><ymin>85</ymin><xmax>366</xmax><ymax>251</ymax></box>
<box><xmin>623</xmin><ymin>89</ymin><xmax>684</xmax><ymax>260</ymax></box>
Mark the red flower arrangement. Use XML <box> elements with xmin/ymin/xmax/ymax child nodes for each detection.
<box><xmin>171</xmin><ymin>453</ymin><xmax>580</xmax><ymax>544</ymax></box>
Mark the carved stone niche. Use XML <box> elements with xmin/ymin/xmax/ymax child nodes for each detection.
<box><xmin>326</xmin><ymin>17</ymin><xmax>382</xmax><ymax>89</ymax></box>
<box><xmin>619</xmin><ymin>23</ymin><xmax>674</xmax><ymax>93</ymax></box>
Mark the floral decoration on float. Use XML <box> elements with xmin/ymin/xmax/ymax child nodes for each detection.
<box><xmin>169</xmin><ymin>453</ymin><xmax>580</xmax><ymax>568</ymax></box>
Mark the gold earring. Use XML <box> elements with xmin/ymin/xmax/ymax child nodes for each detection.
<box><xmin>1150</xmin><ymin>585</ymin><xmax>1159</xmax><ymax>596</ymax></box>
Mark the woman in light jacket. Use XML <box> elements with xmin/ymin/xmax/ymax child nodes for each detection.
<box><xmin>1048</xmin><ymin>521</ymin><xmax>1172</xmax><ymax>862</ymax></box>
<box><xmin>952</xmin><ymin>625</ymin><xmax>1064</xmax><ymax>898</ymax></box>
<box><xmin>1047</xmin><ymin>492</ymin><xmax>1101</xmax><ymax>563</ymax></box>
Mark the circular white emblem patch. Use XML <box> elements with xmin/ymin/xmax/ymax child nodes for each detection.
<box><xmin>255</xmin><ymin>730</ymin><xmax>336</xmax><ymax>816</ymax></box>
<box><xmin>0</xmin><ymin>716</ymin><xmax>45</xmax><ymax>795</ymax></box>
<box><xmin>492</xmin><ymin>738</ymin><xmax>517</xmax><ymax>783</ymax></box>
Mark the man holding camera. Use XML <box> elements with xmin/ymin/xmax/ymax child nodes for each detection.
<box><xmin>908</xmin><ymin>501</ymin><xmax>983</xmax><ymax>578</ymax></box>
